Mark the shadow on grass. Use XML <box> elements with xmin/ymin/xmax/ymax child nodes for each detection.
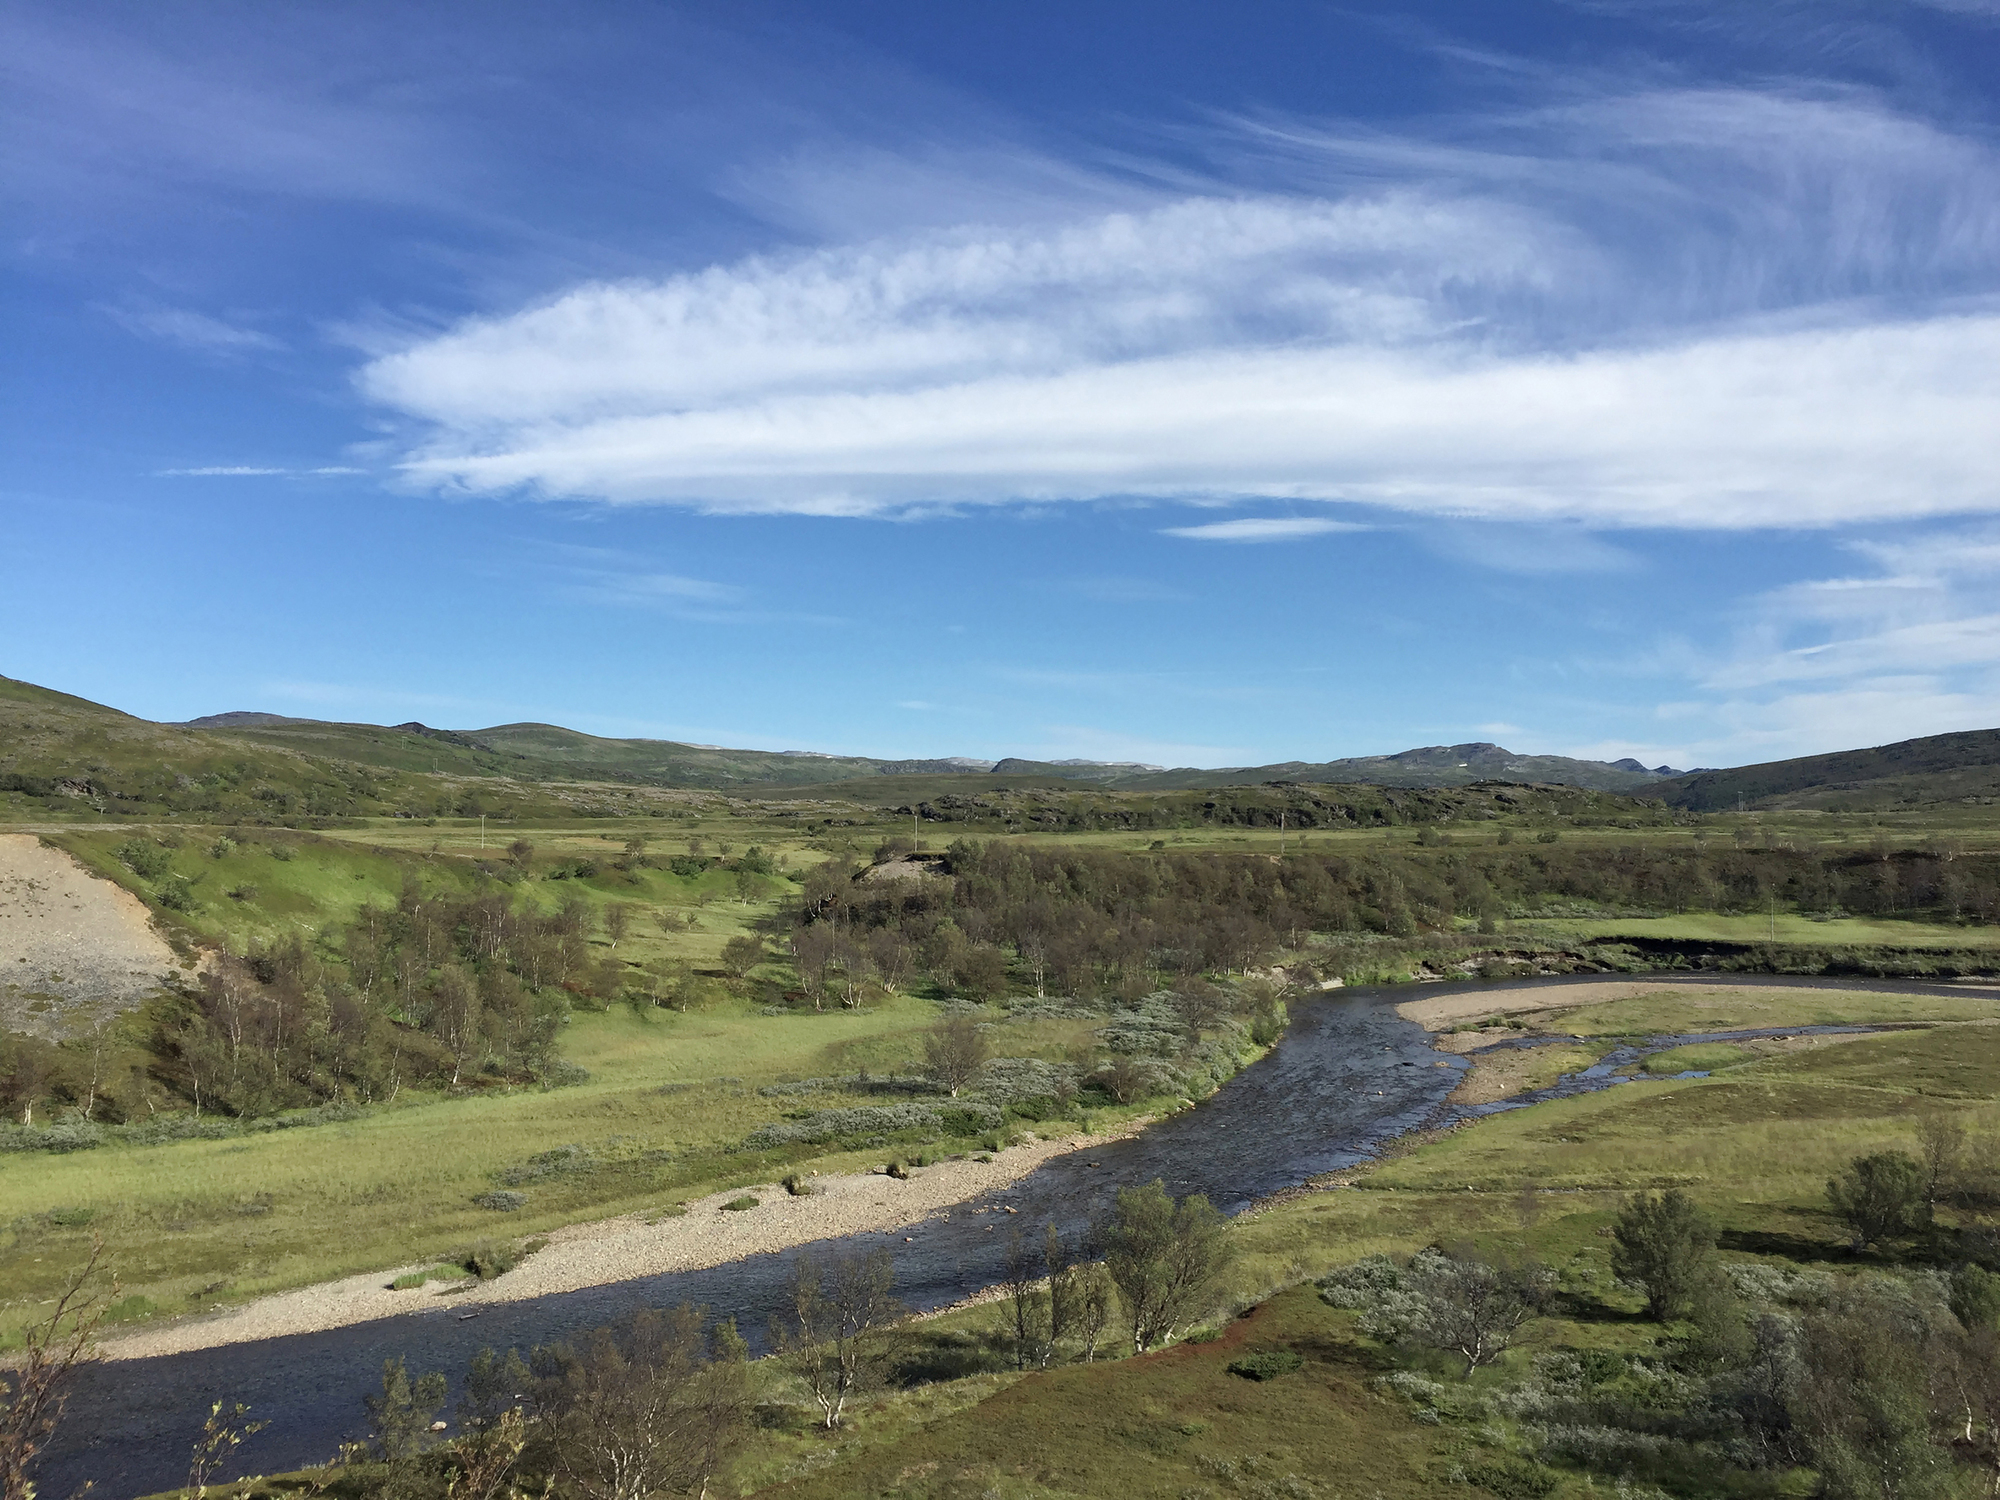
<box><xmin>892</xmin><ymin>1328</ymin><xmax>1014</xmax><ymax>1386</ymax></box>
<box><xmin>1548</xmin><ymin>1289</ymin><xmax>1650</xmax><ymax>1326</ymax></box>
<box><xmin>1720</xmin><ymin>1227</ymin><xmax>1844</xmax><ymax>1263</ymax></box>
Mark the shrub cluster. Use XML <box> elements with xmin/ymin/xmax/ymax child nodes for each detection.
<box><xmin>742</xmin><ymin>1100</ymin><xmax>1003</xmax><ymax>1150</ymax></box>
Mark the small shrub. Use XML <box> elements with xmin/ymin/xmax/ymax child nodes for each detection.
<box><xmin>885</xmin><ymin>1160</ymin><xmax>910</xmax><ymax>1180</ymax></box>
<box><xmin>157</xmin><ymin>875</ymin><xmax>197</xmax><ymax>911</ymax></box>
<box><xmin>496</xmin><ymin>1142</ymin><xmax>597</xmax><ymax>1186</ymax></box>
<box><xmin>1952</xmin><ymin>1264</ymin><xmax>2000</xmax><ymax>1331</ymax></box>
<box><xmin>721</xmin><ymin>1195</ymin><xmax>760</xmax><ymax>1211</ymax></box>
<box><xmin>741</xmin><ymin>1099</ymin><xmax>1000</xmax><ymax>1150</ymax></box>
<box><xmin>1227</xmin><ymin>1350</ymin><xmax>1304</xmax><ymax>1380</ymax></box>
<box><xmin>782</xmin><ymin>1174</ymin><xmax>812</xmax><ymax>1196</ymax></box>
<box><xmin>474</xmin><ymin>1190</ymin><xmax>527</xmax><ymax>1212</ymax></box>
<box><xmin>536</xmin><ymin>1059</ymin><xmax>591</xmax><ymax>1090</ymax></box>
<box><xmin>391</xmin><ymin>1264</ymin><xmax>472</xmax><ymax>1291</ymax></box>
<box><xmin>114</xmin><ymin>840</ymin><xmax>174</xmax><ymax>880</ymax></box>
<box><xmin>1828</xmin><ymin>1150</ymin><xmax>1927</xmax><ymax>1252</ymax></box>
<box><xmin>462</xmin><ymin>1240</ymin><xmax>518</xmax><ymax>1279</ymax></box>
<box><xmin>46</xmin><ymin>1205</ymin><xmax>97</xmax><ymax>1227</ymax></box>
<box><xmin>1464</xmin><ymin>1456</ymin><xmax>1559</xmax><ymax>1499</ymax></box>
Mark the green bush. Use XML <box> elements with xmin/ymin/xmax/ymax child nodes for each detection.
<box><xmin>1464</xmin><ymin>1456</ymin><xmax>1559</xmax><ymax>1499</ymax></box>
<box><xmin>1952</xmin><ymin>1265</ymin><xmax>2000</xmax><ymax>1331</ymax></box>
<box><xmin>1226</xmin><ymin>1350</ymin><xmax>1303</xmax><ymax>1380</ymax></box>
<box><xmin>462</xmin><ymin>1240</ymin><xmax>518</xmax><ymax>1279</ymax></box>
<box><xmin>157</xmin><ymin>874</ymin><xmax>197</xmax><ymax>910</ymax></box>
<box><xmin>721</xmin><ymin>1195</ymin><xmax>760</xmax><ymax>1211</ymax></box>
<box><xmin>1828</xmin><ymin>1151</ymin><xmax>1927</xmax><ymax>1252</ymax></box>
<box><xmin>114</xmin><ymin>840</ymin><xmax>174</xmax><ymax>880</ymax></box>
<box><xmin>1611</xmin><ymin>1188</ymin><xmax>1717</xmax><ymax>1321</ymax></box>
<box><xmin>473</xmin><ymin>1189</ymin><xmax>527</xmax><ymax>1212</ymax></box>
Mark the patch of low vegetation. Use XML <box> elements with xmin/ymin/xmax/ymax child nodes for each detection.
<box><xmin>388</xmin><ymin>1264</ymin><xmax>471</xmax><ymax>1291</ymax></box>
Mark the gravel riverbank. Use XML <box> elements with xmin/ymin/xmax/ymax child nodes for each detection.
<box><xmin>96</xmin><ymin>1126</ymin><xmax>1140</xmax><ymax>1362</ymax></box>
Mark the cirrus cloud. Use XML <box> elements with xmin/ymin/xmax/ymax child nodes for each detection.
<box><xmin>362</xmin><ymin>87</ymin><xmax>2000</xmax><ymax>530</ymax></box>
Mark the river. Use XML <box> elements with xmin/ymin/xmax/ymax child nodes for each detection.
<box><xmin>31</xmin><ymin>973</ymin><xmax>1989</xmax><ymax>1497</ymax></box>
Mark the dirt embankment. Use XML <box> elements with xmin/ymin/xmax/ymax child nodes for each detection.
<box><xmin>0</xmin><ymin>834</ymin><xmax>186</xmax><ymax>1039</ymax></box>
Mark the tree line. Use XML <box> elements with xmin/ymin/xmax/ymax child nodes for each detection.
<box><xmin>782</xmin><ymin>839</ymin><xmax>2000</xmax><ymax>1006</ymax></box>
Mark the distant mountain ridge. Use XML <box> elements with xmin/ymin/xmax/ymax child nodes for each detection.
<box><xmin>993</xmin><ymin>742</ymin><xmax>1684</xmax><ymax>793</ymax></box>
<box><xmin>169</xmin><ymin>710</ymin><xmax>1682</xmax><ymax>793</ymax></box>
<box><xmin>8</xmin><ymin>673</ymin><xmax>2000</xmax><ymax>811</ymax></box>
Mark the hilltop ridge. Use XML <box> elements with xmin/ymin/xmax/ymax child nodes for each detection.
<box><xmin>8</xmin><ymin>673</ymin><xmax>2000</xmax><ymax>813</ymax></box>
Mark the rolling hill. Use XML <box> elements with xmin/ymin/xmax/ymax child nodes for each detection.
<box><xmin>11</xmin><ymin>672</ymin><xmax>2000</xmax><ymax>814</ymax></box>
<box><xmin>172</xmin><ymin>712</ymin><xmax>1691</xmax><ymax>795</ymax></box>
<box><xmin>999</xmin><ymin>742</ymin><xmax>1685</xmax><ymax>793</ymax></box>
<box><xmin>1649</xmin><ymin>728</ymin><xmax>2000</xmax><ymax>811</ymax></box>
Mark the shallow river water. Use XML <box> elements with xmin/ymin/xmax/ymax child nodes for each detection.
<box><xmin>35</xmin><ymin>972</ymin><xmax>1993</xmax><ymax>1497</ymax></box>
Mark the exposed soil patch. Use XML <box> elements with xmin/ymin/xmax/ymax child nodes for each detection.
<box><xmin>0</xmin><ymin>834</ymin><xmax>184</xmax><ymax>1039</ymax></box>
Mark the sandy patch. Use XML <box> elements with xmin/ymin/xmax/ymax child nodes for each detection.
<box><xmin>0</xmin><ymin>834</ymin><xmax>185</xmax><ymax>1038</ymax></box>
<box><xmin>96</xmin><ymin>1126</ymin><xmax>1138</xmax><ymax>1362</ymax></box>
<box><xmin>1394</xmin><ymin>980</ymin><xmax>1935</xmax><ymax>1033</ymax></box>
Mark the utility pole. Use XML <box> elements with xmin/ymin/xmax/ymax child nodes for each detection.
<box><xmin>1279</xmin><ymin>808</ymin><xmax>1286</xmax><ymax>857</ymax></box>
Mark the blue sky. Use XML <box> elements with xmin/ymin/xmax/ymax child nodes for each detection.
<box><xmin>6</xmin><ymin>1</ymin><xmax>2000</xmax><ymax>771</ymax></box>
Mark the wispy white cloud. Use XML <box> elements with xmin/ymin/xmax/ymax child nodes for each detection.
<box><xmin>361</xmin><ymin>86</ymin><xmax>2000</xmax><ymax>529</ymax></box>
<box><xmin>157</xmin><ymin>465</ymin><xmax>364</xmax><ymax>477</ymax></box>
<box><xmin>102</xmin><ymin>303</ymin><xmax>284</xmax><ymax>354</ymax></box>
<box><xmin>1164</xmin><ymin>517</ymin><xmax>1368</xmax><ymax>543</ymax></box>
<box><xmin>1546</xmin><ymin>523</ymin><xmax>2000</xmax><ymax>767</ymax></box>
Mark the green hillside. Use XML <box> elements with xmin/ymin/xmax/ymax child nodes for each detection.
<box><xmin>469</xmin><ymin>722</ymin><xmax>898</xmax><ymax>787</ymax></box>
<box><xmin>0</xmin><ymin>675</ymin><xmax>402</xmax><ymax>822</ymax></box>
<box><xmin>1651</xmin><ymin>727</ymin><xmax>2000</xmax><ymax>811</ymax></box>
<box><xmin>1002</xmin><ymin>742</ymin><xmax>1679</xmax><ymax>793</ymax></box>
<box><xmin>791</xmin><ymin>776</ymin><xmax>1679</xmax><ymax>832</ymax></box>
<box><xmin>203</xmin><ymin>718</ymin><xmax>595</xmax><ymax>782</ymax></box>
<box><xmin>0</xmin><ymin>675</ymin><xmax>690</xmax><ymax>823</ymax></box>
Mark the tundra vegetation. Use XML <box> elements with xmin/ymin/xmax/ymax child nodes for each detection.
<box><xmin>12</xmin><ymin>675</ymin><xmax>2000</xmax><ymax>1491</ymax></box>
<box><xmin>22</xmin><ymin>1020</ymin><xmax>2000</xmax><ymax>1498</ymax></box>
<box><xmin>8</xmin><ymin>810</ymin><xmax>2000</xmax><ymax>1350</ymax></box>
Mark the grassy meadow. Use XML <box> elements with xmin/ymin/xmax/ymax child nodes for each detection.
<box><xmin>1518</xmin><ymin>910</ymin><xmax>2000</xmax><ymax>949</ymax></box>
<box><xmin>0</xmin><ymin>993</ymin><xmax>1129</xmax><ymax>1348</ymax></box>
<box><xmin>713</xmin><ymin>1022</ymin><xmax>2000</xmax><ymax>1498</ymax></box>
<box><xmin>1516</xmin><ymin>983</ymin><xmax>2000</xmax><ymax>1037</ymax></box>
<box><xmin>225</xmin><ymin>1004</ymin><xmax>2000</xmax><ymax>1498</ymax></box>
